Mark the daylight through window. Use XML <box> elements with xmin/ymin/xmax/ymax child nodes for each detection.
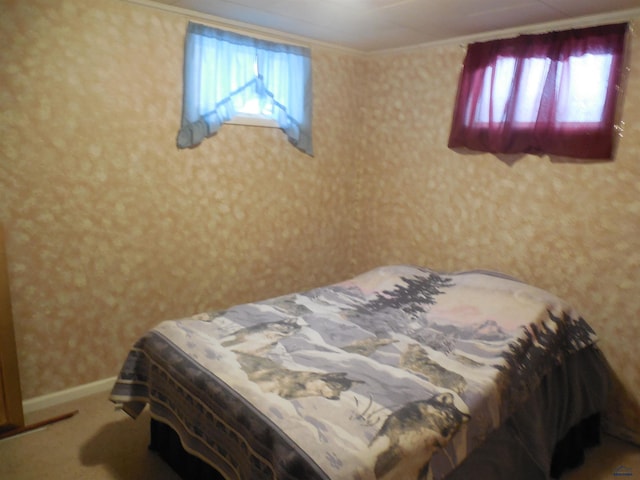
<box><xmin>176</xmin><ymin>23</ymin><xmax>314</xmax><ymax>155</ymax></box>
<box><xmin>471</xmin><ymin>54</ymin><xmax>614</xmax><ymax>125</ymax></box>
<box><xmin>448</xmin><ymin>23</ymin><xmax>628</xmax><ymax>160</ymax></box>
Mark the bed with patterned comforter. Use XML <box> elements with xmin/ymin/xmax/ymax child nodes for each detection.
<box><xmin>110</xmin><ymin>265</ymin><xmax>608</xmax><ymax>480</ymax></box>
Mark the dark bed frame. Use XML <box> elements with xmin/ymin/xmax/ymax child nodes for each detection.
<box><xmin>149</xmin><ymin>413</ymin><xmax>601</xmax><ymax>480</ymax></box>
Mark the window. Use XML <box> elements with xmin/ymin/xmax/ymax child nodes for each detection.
<box><xmin>225</xmin><ymin>58</ymin><xmax>277</xmax><ymax>127</ymax></box>
<box><xmin>177</xmin><ymin>23</ymin><xmax>313</xmax><ymax>155</ymax></box>
<box><xmin>448</xmin><ymin>23</ymin><xmax>628</xmax><ymax>160</ymax></box>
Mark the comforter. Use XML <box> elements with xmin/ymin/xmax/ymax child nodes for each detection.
<box><xmin>110</xmin><ymin>265</ymin><xmax>602</xmax><ymax>480</ymax></box>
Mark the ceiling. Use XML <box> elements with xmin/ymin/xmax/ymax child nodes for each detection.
<box><xmin>147</xmin><ymin>0</ymin><xmax>640</xmax><ymax>52</ymax></box>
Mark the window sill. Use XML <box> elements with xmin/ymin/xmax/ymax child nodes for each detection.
<box><xmin>225</xmin><ymin>114</ymin><xmax>279</xmax><ymax>128</ymax></box>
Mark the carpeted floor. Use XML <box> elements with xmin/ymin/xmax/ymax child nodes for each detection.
<box><xmin>0</xmin><ymin>392</ymin><xmax>180</xmax><ymax>480</ymax></box>
<box><xmin>0</xmin><ymin>391</ymin><xmax>638</xmax><ymax>479</ymax></box>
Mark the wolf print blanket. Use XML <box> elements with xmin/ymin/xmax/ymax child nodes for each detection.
<box><xmin>110</xmin><ymin>265</ymin><xmax>599</xmax><ymax>480</ymax></box>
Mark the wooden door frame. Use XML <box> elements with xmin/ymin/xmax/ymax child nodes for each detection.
<box><xmin>0</xmin><ymin>224</ymin><xmax>25</xmax><ymax>431</ymax></box>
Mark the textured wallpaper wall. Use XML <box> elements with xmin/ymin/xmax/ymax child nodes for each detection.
<box><xmin>0</xmin><ymin>0</ymin><xmax>638</xmax><ymax>440</ymax></box>
<box><xmin>0</xmin><ymin>0</ymin><xmax>363</xmax><ymax>398</ymax></box>
<box><xmin>354</xmin><ymin>37</ymin><xmax>640</xmax><ymax>440</ymax></box>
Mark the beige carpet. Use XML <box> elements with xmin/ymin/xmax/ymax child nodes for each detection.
<box><xmin>0</xmin><ymin>392</ymin><xmax>180</xmax><ymax>480</ymax></box>
<box><xmin>0</xmin><ymin>391</ymin><xmax>638</xmax><ymax>479</ymax></box>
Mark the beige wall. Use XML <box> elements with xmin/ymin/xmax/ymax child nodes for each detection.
<box><xmin>0</xmin><ymin>0</ymin><xmax>363</xmax><ymax>398</ymax></box>
<box><xmin>1</xmin><ymin>0</ymin><xmax>638</xmax><ymax>439</ymax></box>
<box><xmin>354</xmin><ymin>39</ymin><xmax>640</xmax><ymax>440</ymax></box>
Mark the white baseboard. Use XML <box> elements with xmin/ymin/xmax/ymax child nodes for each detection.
<box><xmin>22</xmin><ymin>377</ymin><xmax>117</xmax><ymax>415</ymax></box>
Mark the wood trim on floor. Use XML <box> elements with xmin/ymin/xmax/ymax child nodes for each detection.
<box><xmin>0</xmin><ymin>410</ymin><xmax>79</xmax><ymax>441</ymax></box>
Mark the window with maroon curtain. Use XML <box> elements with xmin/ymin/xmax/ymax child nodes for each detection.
<box><xmin>448</xmin><ymin>23</ymin><xmax>628</xmax><ymax>161</ymax></box>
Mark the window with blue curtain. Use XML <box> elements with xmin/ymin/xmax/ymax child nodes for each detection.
<box><xmin>177</xmin><ymin>22</ymin><xmax>314</xmax><ymax>156</ymax></box>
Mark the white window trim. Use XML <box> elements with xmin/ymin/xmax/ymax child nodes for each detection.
<box><xmin>225</xmin><ymin>114</ymin><xmax>279</xmax><ymax>128</ymax></box>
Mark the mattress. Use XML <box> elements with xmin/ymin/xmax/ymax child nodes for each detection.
<box><xmin>110</xmin><ymin>265</ymin><xmax>609</xmax><ymax>480</ymax></box>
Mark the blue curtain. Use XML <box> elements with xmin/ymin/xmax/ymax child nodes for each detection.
<box><xmin>177</xmin><ymin>22</ymin><xmax>313</xmax><ymax>156</ymax></box>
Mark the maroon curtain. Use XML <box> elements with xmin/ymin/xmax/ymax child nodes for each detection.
<box><xmin>448</xmin><ymin>23</ymin><xmax>628</xmax><ymax>160</ymax></box>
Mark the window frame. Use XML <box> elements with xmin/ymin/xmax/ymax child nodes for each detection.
<box><xmin>226</xmin><ymin>113</ymin><xmax>279</xmax><ymax>128</ymax></box>
<box><xmin>176</xmin><ymin>22</ymin><xmax>313</xmax><ymax>155</ymax></box>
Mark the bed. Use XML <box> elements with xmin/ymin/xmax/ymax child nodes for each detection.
<box><xmin>110</xmin><ymin>265</ymin><xmax>609</xmax><ymax>480</ymax></box>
